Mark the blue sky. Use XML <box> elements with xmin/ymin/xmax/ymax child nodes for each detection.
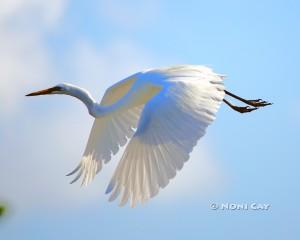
<box><xmin>1</xmin><ymin>0</ymin><xmax>300</xmax><ymax>239</ymax></box>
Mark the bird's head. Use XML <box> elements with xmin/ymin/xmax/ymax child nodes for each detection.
<box><xmin>26</xmin><ymin>83</ymin><xmax>71</xmax><ymax>96</ymax></box>
<box><xmin>26</xmin><ymin>83</ymin><xmax>98</xmax><ymax>117</ymax></box>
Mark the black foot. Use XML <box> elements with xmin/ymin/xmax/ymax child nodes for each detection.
<box><xmin>232</xmin><ymin>105</ymin><xmax>258</xmax><ymax>113</ymax></box>
<box><xmin>246</xmin><ymin>99</ymin><xmax>272</xmax><ymax>107</ymax></box>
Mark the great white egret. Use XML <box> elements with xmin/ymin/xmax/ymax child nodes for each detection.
<box><xmin>26</xmin><ymin>65</ymin><xmax>271</xmax><ymax>207</ymax></box>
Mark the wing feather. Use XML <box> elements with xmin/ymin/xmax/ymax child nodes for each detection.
<box><xmin>106</xmin><ymin>67</ymin><xmax>225</xmax><ymax>206</ymax></box>
<box><xmin>67</xmin><ymin>74</ymin><xmax>143</xmax><ymax>185</ymax></box>
<box><xmin>100</xmin><ymin>74</ymin><xmax>138</xmax><ymax>106</ymax></box>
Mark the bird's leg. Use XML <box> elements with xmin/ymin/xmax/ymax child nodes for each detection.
<box><xmin>224</xmin><ymin>90</ymin><xmax>272</xmax><ymax>107</ymax></box>
<box><xmin>223</xmin><ymin>99</ymin><xmax>258</xmax><ymax>113</ymax></box>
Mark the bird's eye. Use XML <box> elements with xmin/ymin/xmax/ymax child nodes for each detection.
<box><xmin>53</xmin><ymin>86</ymin><xmax>64</xmax><ymax>92</ymax></box>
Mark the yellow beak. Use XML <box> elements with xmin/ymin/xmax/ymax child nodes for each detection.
<box><xmin>26</xmin><ymin>86</ymin><xmax>61</xmax><ymax>96</ymax></box>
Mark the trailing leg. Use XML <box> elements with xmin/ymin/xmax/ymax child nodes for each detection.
<box><xmin>223</xmin><ymin>99</ymin><xmax>258</xmax><ymax>113</ymax></box>
<box><xmin>224</xmin><ymin>90</ymin><xmax>272</xmax><ymax>107</ymax></box>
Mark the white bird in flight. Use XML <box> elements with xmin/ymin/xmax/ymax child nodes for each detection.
<box><xmin>26</xmin><ymin>65</ymin><xmax>271</xmax><ymax>207</ymax></box>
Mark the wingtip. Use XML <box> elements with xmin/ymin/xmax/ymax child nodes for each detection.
<box><xmin>66</xmin><ymin>164</ymin><xmax>81</xmax><ymax>176</ymax></box>
<box><xmin>105</xmin><ymin>180</ymin><xmax>115</xmax><ymax>194</ymax></box>
<box><xmin>69</xmin><ymin>179</ymin><xmax>77</xmax><ymax>184</ymax></box>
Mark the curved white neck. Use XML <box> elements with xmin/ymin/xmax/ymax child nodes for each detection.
<box><xmin>64</xmin><ymin>83</ymin><xmax>155</xmax><ymax>118</ymax></box>
<box><xmin>65</xmin><ymin>86</ymin><xmax>100</xmax><ymax>117</ymax></box>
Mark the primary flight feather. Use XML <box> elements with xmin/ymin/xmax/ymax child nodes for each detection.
<box><xmin>26</xmin><ymin>65</ymin><xmax>271</xmax><ymax>207</ymax></box>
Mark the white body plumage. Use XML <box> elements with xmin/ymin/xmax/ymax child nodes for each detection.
<box><xmin>27</xmin><ymin>65</ymin><xmax>226</xmax><ymax>207</ymax></box>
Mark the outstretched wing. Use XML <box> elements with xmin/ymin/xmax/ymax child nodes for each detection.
<box><xmin>106</xmin><ymin>67</ymin><xmax>225</xmax><ymax>207</ymax></box>
<box><xmin>67</xmin><ymin>74</ymin><xmax>143</xmax><ymax>186</ymax></box>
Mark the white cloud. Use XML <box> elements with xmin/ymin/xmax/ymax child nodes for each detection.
<box><xmin>0</xmin><ymin>0</ymin><xmax>68</xmax><ymax>117</ymax></box>
<box><xmin>98</xmin><ymin>0</ymin><xmax>162</xmax><ymax>30</ymax></box>
<box><xmin>67</xmin><ymin>39</ymin><xmax>159</xmax><ymax>97</ymax></box>
<box><xmin>0</xmin><ymin>0</ymin><xmax>68</xmax><ymax>27</ymax></box>
<box><xmin>0</xmin><ymin>28</ymin><xmax>54</xmax><ymax>116</ymax></box>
